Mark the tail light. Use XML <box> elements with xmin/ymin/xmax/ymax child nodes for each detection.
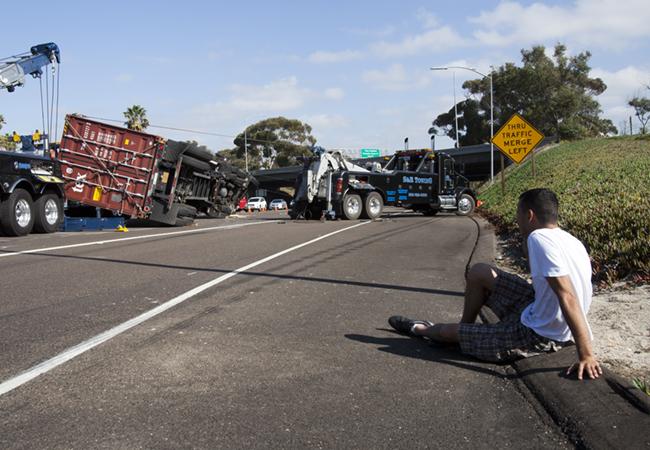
<box><xmin>335</xmin><ymin>178</ymin><xmax>343</xmax><ymax>194</ymax></box>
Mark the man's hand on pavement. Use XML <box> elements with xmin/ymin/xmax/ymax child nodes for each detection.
<box><xmin>567</xmin><ymin>356</ymin><xmax>603</xmax><ymax>380</ymax></box>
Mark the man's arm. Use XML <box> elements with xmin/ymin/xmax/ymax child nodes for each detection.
<box><xmin>546</xmin><ymin>275</ymin><xmax>602</xmax><ymax>380</ymax></box>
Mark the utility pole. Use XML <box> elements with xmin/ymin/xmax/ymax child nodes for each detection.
<box><xmin>630</xmin><ymin>116</ymin><xmax>634</xmax><ymax>135</ymax></box>
<box><xmin>244</xmin><ymin>129</ymin><xmax>248</xmax><ymax>172</ymax></box>
<box><xmin>453</xmin><ymin>71</ymin><xmax>460</xmax><ymax>148</ymax></box>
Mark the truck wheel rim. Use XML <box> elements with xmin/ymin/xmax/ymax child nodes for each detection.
<box><xmin>44</xmin><ymin>199</ymin><xmax>59</xmax><ymax>225</ymax></box>
<box><xmin>458</xmin><ymin>197</ymin><xmax>472</xmax><ymax>213</ymax></box>
<box><xmin>368</xmin><ymin>197</ymin><xmax>381</xmax><ymax>216</ymax></box>
<box><xmin>347</xmin><ymin>197</ymin><xmax>360</xmax><ymax>215</ymax></box>
<box><xmin>15</xmin><ymin>199</ymin><xmax>31</xmax><ymax>228</ymax></box>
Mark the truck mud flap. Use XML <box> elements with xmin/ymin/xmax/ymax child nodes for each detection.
<box><xmin>148</xmin><ymin>200</ymin><xmax>196</xmax><ymax>226</ymax></box>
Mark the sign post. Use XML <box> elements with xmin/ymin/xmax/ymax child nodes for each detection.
<box><xmin>360</xmin><ymin>148</ymin><xmax>381</xmax><ymax>158</ymax></box>
<box><xmin>491</xmin><ymin>113</ymin><xmax>545</xmax><ymax>193</ymax></box>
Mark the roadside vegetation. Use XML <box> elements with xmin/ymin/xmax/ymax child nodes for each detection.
<box><xmin>633</xmin><ymin>378</ymin><xmax>650</xmax><ymax>396</ymax></box>
<box><xmin>477</xmin><ymin>136</ymin><xmax>650</xmax><ymax>285</ymax></box>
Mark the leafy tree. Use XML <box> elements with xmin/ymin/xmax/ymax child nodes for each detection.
<box><xmin>429</xmin><ymin>98</ymin><xmax>491</xmax><ymax>146</ymax></box>
<box><xmin>430</xmin><ymin>43</ymin><xmax>616</xmax><ymax>143</ymax></box>
<box><xmin>226</xmin><ymin>117</ymin><xmax>316</xmax><ymax>170</ymax></box>
<box><xmin>217</xmin><ymin>148</ymin><xmax>246</xmax><ymax>170</ymax></box>
<box><xmin>628</xmin><ymin>96</ymin><xmax>650</xmax><ymax>134</ymax></box>
<box><xmin>123</xmin><ymin>104</ymin><xmax>150</xmax><ymax>131</ymax></box>
<box><xmin>0</xmin><ymin>113</ymin><xmax>16</xmax><ymax>151</ymax></box>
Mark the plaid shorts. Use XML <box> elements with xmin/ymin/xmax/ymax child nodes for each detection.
<box><xmin>458</xmin><ymin>268</ymin><xmax>566</xmax><ymax>362</ymax></box>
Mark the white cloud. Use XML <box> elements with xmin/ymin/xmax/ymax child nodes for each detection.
<box><xmin>371</xmin><ymin>27</ymin><xmax>469</xmax><ymax>58</ymax></box>
<box><xmin>307</xmin><ymin>114</ymin><xmax>349</xmax><ymax>129</ymax></box>
<box><xmin>362</xmin><ymin>64</ymin><xmax>431</xmax><ymax>91</ymax></box>
<box><xmin>470</xmin><ymin>0</ymin><xmax>650</xmax><ymax>49</ymax></box>
<box><xmin>324</xmin><ymin>87</ymin><xmax>345</xmax><ymax>100</ymax></box>
<box><xmin>307</xmin><ymin>49</ymin><xmax>363</xmax><ymax>64</ymax></box>
<box><xmin>416</xmin><ymin>8</ymin><xmax>439</xmax><ymax>29</ymax></box>
<box><xmin>228</xmin><ymin>76</ymin><xmax>309</xmax><ymax>111</ymax></box>
<box><xmin>191</xmin><ymin>78</ymin><xmax>345</xmax><ymax>130</ymax></box>
<box><xmin>591</xmin><ymin>66</ymin><xmax>650</xmax><ymax>127</ymax></box>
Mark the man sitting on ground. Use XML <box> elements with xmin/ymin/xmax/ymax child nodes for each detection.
<box><xmin>389</xmin><ymin>188</ymin><xmax>602</xmax><ymax>380</ymax></box>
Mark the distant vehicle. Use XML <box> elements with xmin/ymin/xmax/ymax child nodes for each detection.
<box><xmin>291</xmin><ymin>148</ymin><xmax>477</xmax><ymax>220</ymax></box>
<box><xmin>238</xmin><ymin>197</ymin><xmax>248</xmax><ymax>211</ymax></box>
<box><xmin>269</xmin><ymin>199</ymin><xmax>287</xmax><ymax>210</ymax></box>
<box><xmin>246</xmin><ymin>197</ymin><xmax>267</xmax><ymax>211</ymax></box>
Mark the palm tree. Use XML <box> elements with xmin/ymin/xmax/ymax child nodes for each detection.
<box><xmin>123</xmin><ymin>105</ymin><xmax>150</xmax><ymax>131</ymax></box>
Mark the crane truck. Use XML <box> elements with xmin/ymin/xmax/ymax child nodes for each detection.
<box><xmin>0</xmin><ymin>43</ymin><xmax>65</xmax><ymax>236</ymax></box>
<box><xmin>1</xmin><ymin>43</ymin><xmax>253</xmax><ymax>236</ymax></box>
<box><xmin>290</xmin><ymin>148</ymin><xmax>477</xmax><ymax>220</ymax></box>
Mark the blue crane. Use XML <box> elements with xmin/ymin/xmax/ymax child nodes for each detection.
<box><xmin>0</xmin><ymin>43</ymin><xmax>61</xmax><ymax>152</ymax></box>
<box><xmin>0</xmin><ymin>43</ymin><xmax>60</xmax><ymax>92</ymax></box>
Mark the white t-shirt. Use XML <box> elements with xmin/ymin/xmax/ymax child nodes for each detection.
<box><xmin>520</xmin><ymin>227</ymin><xmax>593</xmax><ymax>342</ymax></box>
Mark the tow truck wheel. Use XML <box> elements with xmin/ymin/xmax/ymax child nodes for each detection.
<box><xmin>342</xmin><ymin>193</ymin><xmax>362</xmax><ymax>220</ymax></box>
<box><xmin>34</xmin><ymin>193</ymin><xmax>64</xmax><ymax>233</ymax></box>
<box><xmin>361</xmin><ymin>192</ymin><xmax>383</xmax><ymax>219</ymax></box>
<box><xmin>456</xmin><ymin>193</ymin><xmax>476</xmax><ymax>216</ymax></box>
<box><xmin>0</xmin><ymin>189</ymin><xmax>35</xmax><ymax>236</ymax></box>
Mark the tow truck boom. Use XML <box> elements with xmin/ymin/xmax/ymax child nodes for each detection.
<box><xmin>0</xmin><ymin>43</ymin><xmax>60</xmax><ymax>92</ymax></box>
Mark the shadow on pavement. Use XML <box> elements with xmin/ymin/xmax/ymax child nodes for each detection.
<box><xmin>345</xmin><ymin>332</ymin><xmax>567</xmax><ymax>380</ymax></box>
<box><xmin>3</xmin><ymin>216</ymin><xmax>464</xmax><ymax>300</ymax></box>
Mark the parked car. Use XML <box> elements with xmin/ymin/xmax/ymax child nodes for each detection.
<box><xmin>269</xmin><ymin>199</ymin><xmax>288</xmax><ymax>210</ymax></box>
<box><xmin>246</xmin><ymin>197</ymin><xmax>267</xmax><ymax>211</ymax></box>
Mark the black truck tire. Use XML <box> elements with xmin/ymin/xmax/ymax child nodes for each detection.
<box><xmin>173</xmin><ymin>204</ymin><xmax>197</xmax><ymax>226</ymax></box>
<box><xmin>361</xmin><ymin>192</ymin><xmax>383</xmax><ymax>220</ymax></box>
<box><xmin>33</xmin><ymin>193</ymin><xmax>64</xmax><ymax>233</ymax></box>
<box><xmin>422</xmin><ymin>207</ymin><xmax>439</xmax><ymax>216</ymax></box>
<box><xmin>0</xmin><ymin>189</ymin><xmax>35</xmax><ymax>236</ymax></box>
<box><xmin>342</xmin><ymin>193</ymin><xmax>362</xmax><ymax>220</ymax></box>
<box><xmin>456</xmin><ymin>193</ymin><xmax>476</xmax><ymax>216</ymax></box>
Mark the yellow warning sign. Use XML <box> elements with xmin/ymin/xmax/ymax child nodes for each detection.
<box><xmin>491</xmin><ymin>113</ymin><xmax>544</xmax><ymax>164</ymax></box>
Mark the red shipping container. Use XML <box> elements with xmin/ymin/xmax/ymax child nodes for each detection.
<box><xmin>58</xmin><ymin>114</ymin><xmax>164</xmax><ymax>218</ymax></box>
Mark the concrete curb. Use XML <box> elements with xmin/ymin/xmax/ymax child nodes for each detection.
<box><xmin>469</xmin><ymin>216</ymin><xmax>650</xmax><ymax>449</ymax></box>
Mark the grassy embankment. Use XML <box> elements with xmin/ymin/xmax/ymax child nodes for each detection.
<box><xmin>477</xmin><ymin>136</ymin><xmax>650</xmax><ymax>284</ymax></box>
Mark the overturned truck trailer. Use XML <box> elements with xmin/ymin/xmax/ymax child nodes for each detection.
<box><xmin>57</xmin><ymin>114</ymin><xmax>253</xmax><ymax>226</ymax></box>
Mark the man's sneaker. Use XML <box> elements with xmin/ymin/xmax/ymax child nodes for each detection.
<box><xmin>388</xmin><ymin>315</ymin><xmax>434</xmax><ymax>337</ymax></box>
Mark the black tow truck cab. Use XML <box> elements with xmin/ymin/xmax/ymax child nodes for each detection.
<box><xmin>332</xmin><ymin>149</ymin><xmax>476</xmax><ymax>219</ymax></box>
<box><xmin>0</xmin><ymin>151</ymin><xmax>65</xmax><ymax>236</ymax></box>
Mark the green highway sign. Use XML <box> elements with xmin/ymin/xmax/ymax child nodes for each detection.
<box><xmin>360</xmin><ymin>148</ymin><xmax>381</xmax><ymax>158</ymax></box>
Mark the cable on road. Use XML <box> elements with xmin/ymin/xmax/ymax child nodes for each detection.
<box><xmin>465</xmin><ymin>215</ymin><xmax>483</xmax><ymax>279</ymax></box>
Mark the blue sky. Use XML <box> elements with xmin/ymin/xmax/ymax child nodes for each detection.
<box><xmin>2</xmin><ymin>0</ymin><xmax>649</xmax><ymax>155</ymax></box>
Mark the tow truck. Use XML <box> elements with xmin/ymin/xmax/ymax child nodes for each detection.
<box><xmin>290</xmin><ymin>147</ymin><xmax>477</xmax><ymax>220</ymax></box>
<box><xmin>0</xmin><ymin>43</ymin><xmax>65</xmax><ymax>235</ymax></box>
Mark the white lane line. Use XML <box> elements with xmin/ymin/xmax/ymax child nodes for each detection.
<box><xmin>0</xmin><ymin>221</ymin><xmax>371</xmax><ymax>396</ymax></box>
<box><xmin>0</xmin><ymin>221</ymin><xmax>278</xmax><ymax>260</ymax></box>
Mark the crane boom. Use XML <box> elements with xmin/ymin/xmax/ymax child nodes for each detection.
<box><xmin>0</xmin><ymin>43</ymin><xmax>60</xmax><ymax>92</ymax></box>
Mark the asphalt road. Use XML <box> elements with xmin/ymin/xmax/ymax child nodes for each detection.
<box><xmin>0</xmin><ymin>211</ymin><xmax>570</xmax><ymax>449</ymax></box>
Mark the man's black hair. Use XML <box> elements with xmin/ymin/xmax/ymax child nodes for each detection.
<box><xmin>518</xmin><ymin>188</ymin><xmax>559</xmax><ymax>225</ymax></box>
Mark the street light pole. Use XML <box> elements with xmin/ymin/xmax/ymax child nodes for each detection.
<box><xmin>453</xmin><ymin>71</ymin><xmax>460</xmax><ymax>148</ymax></box>
<box><xmin>431</xmin><ymin>65</ymin><xmax>495</xmax><ymax>182</ymax></box>
<box><xmin>244</xmin><ymin>129</ymin><xmax>248</xmax><ymax>172</ymax></box>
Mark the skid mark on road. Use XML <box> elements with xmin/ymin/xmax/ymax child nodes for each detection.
<box><xmin>0</xmin><ymin>221</ymin><xmax>370</xmax><ymax>397</ymax></box>
<box><xmin>0</xmin><ymin>221</ymin><xmax>278</xmax><ymax>260</ymax></box>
